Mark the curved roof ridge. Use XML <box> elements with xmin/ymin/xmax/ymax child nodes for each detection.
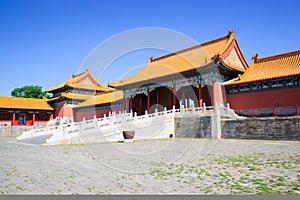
<box><xmin>219</xmin><ymin>30</ymin><xmax>235</xmax><ymax>56</ymax></box>
<box><xmin>151</xmin><ymin>31</ymin><xmax>233</xmax><ymax>63</ymax></box>
<box><xmin>71</xmin><ymin>68</ymin><xmax>89</xmax><ymax>78</ymax></box>
<box><xmin>226</xmin><ymin>49</ymin><xmax>300</xmax><ymax>86</ymax></box>
<box><xmin>108</xmin><ymin>30</ymin><xmax>241</xmax><ymax>88</ymax></box>
<box><xmin>256</xmin><ymin>50</ymin><xmax>300</xmax><ymax>63</ymax></box>
<box><xmin>46</xmin><ymin>69</ymin><xmax>112</xmax><ymax>92</ymax></box>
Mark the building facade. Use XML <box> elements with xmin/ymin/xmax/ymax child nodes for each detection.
<box><xmin>73</xmin><ymin>90</ymin><xmax>124</xmax><ymax>121</ymax></box>
<box><xmin>0</xmin><ymin>96</ymin><xmax>54</xmax><ymax>126</ymax></box>
<box><xmin>108</xmin><ymin>31</ymin><xmax>248</xmax><ymax>115</ymax></box>
<box><xmin>226</xmin><ymin>50</ymin><xmax>300</xmax><ymax>117</ymax></box>
<box><xmin>46</xmin><ymin>69</ymin><xmax>112</xmax><ymax>121</ymax></box>
<box><xmin>2</xmin><ymin>31</ymin><xmax>298</xmax><ymax>126</ymax></box>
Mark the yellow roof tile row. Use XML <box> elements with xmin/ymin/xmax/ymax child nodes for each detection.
<box><xmin>75</xmin><ymin>90</ymin><xmax>123</xmax><ymax>108</ymax></box>
<box><xmin>47</xmin><ymin>92</ymin><xmax>92</xmax><ymax>102</ymax></box>
<box><xmin>46</xmin><ymin>69</ymin><xmax>112</xmax><ymax>92</ymax></box>
<box><xmin>226</xmin><ymin>50</ymin><xmax>300</xmax><ymax>85</ymax></box>
<box><xmin>108</xmin><ymin>31</ymin><xmax>245</xmax><ymax>88</ymax></box>
<box><xmin>61</xmin><ymin>92</ymin><xmax>93</xmax><ymax>100</ymax></box>
<box><xmin>0</xmin><ymin>96</ymin><xmax>54</xmax><ymax>111</ymax></box>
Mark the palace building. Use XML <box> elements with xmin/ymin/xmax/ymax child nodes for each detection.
<box><xmin>0</xmin><ymin>96</ymin><xmax>54</xmax><ymax>126</ymax></box>
<box><xmin>1</xmin><ymin>30</ymin><xmax>299</xmax><ymax>126</ymax></box>
<box><xmin>46</xmin><ymin>69</ymin><xmax>112</xmax><ymax>121</ymax></box>
<box><xmin>226</xmin><ymin>50</ymin><xmax>300</xmax><ymax>117</ymax></box>
<box><xmin>107</xmin><ymin>30</ymin><xmax>248</xmax><ymax>115</ymax></box>
<box><xmin>71</xmin><ymin>31</ymin><xmax>299</xmax><ymax>121</ymax></box>
<box><xmin>73</xmin><ymin>90</ymin><xmax>124</xmax><ymax>122</ymax></box>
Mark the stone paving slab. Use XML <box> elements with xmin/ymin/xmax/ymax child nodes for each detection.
<box><xmin>10</xmin><ymin>134</ymin><xmax>53</xmax><ymax>146</ymax></box>
<box><xmin>0</xmin><ymin>138</ymin><xmax>299</xmax><ymax>194</ymax></box>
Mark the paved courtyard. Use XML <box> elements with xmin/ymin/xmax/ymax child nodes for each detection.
<box><xmin>0</xmin><ymin>137</ymin><xmax>299</xmax><ymax>194</ymax></box>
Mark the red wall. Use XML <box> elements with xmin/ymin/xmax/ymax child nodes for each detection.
<box><xmin>0</xmin><ymin>112</ymin><xmax>52</xmax><ymax>126</ymax></box>
<box><xmin>10</xmin><ymin>113</ymin><xmax>33</xmax><ymax>126</ymax></box>
<box><xmin>54</xmin><ymin>106</ymin><xmax>73</xmax><ymax>118</ymax></box>
<box><xmin>73</xmin><ymin>106</ymin><xmax>125</xmax><ymax>122</ymax></box>
<box><xmin>227</xmin><ymin>87</ymin><xmax>300</xmax><ymax>109</ymax></box>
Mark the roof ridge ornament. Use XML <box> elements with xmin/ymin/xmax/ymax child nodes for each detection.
<box><xmin>252</xmin><ymin>53</ymin><xmax>259</xmax><ymax>62</ymax></box>
<box><xmin>228</xmin><ymin>29</ymin><xmax>234</xmax><ymax>36</ymax></box>
<box><xmin>211</xmin><ymin>53</ymin><xmax>221</xmax><ymax>62</ymax></box>
<box><xmin>150</xmin><ymin>56</ymin><xmax>154</xmax><ymax>62</ymax></box>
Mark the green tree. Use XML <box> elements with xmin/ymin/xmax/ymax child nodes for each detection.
<box><xmin>11</xmin><ymin>85</ymin><xmax>48</xmax><ymax>99</ymax></box>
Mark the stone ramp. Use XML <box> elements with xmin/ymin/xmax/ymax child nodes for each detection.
<box><xmin>9</xmin><ymin>134</ymin><xmax>53</xmax><ymax>146</ymax></box>
<box><xmin>15</xmin><ymin>105</ymin><xmax>239</xmax><ymax>145</ymax></box>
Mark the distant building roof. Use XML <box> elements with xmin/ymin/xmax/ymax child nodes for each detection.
<box><xmin>0</xmin><ymin>96</ymin><xmax>54</xmax><ymax>111</ymax></box>
<box><xmin>46</xmin><ymin>69</ymin><xmax>112</xmax><ymax>93</ymax></box>
<box><xmin>226</xmin><ymin>50</ymin><xmax>300</xmax><ymax>85</ymax></box>
<box><xmin>108</xmin><ymin>30</ymin><xmax>247</xmax><ymax>88</ymax></box>
<box><xmin>74</xmin><ymin>90</ymin><xmax>123</xmax><ymax>109</ymax></box>
<box><xmin>47</xmin><ymin>92</ymin><xmax>93</xmax><ymax>102</ymax></box>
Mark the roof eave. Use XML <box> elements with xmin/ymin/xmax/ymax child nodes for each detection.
<box><xmin>226</xmin><ymin>73</ymin><xmax>300</xmax><ymax>86</ymax></box>
<box><xmin>217</xmin><ymin>58</ymin><xmax>246</xmax><ymax>73</ymax></box>
<box><xmin>111</xmin><ymin>61</ymin><xmax>216</xmax><ymax>89</ymax></box>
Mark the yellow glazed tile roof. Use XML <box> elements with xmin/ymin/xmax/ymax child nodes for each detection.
<box><xmin>46</xmin><ymin>96</ymin><xmax>61</xmax><ymax>102</ymax></box>
<box><xmin>0</xmin><ymin>96</ymin><xmax>54</xmax><ymax>111</ymax></box>
<box><xmin>108</xmin><ymin>31</ymin><xmax>245</xmax><ymax>88</ymax></box>
<box><xmin>46</xmin><ymin>69</ymin><xmax>112</xmax><ymax>92</ymax></box>
<box><xmin>226</xmin><ymin>50</ymin><xmax>300</xmax><ymax>85</ymax></box>
<box><xmin>61</xmin><ymin>93</ymin><xmax>92</xmax><ymax>100</ymax></box>
<box><xmin>75</xmin><ymin>90</ymin><xmax>123</xmax><ymax>108</ymax></box>
<box><xmin>47</xmin><ymin>92</ymin><xmax>92</xmax><ymax>102</ymax></box>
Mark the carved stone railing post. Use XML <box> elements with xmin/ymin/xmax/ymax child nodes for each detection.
<box><xmin>211</xmin><ymin>103</ymin><xmax>221</xmax><ymax>139</ymax></box>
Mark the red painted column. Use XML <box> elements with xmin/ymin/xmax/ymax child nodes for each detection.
<box><xmin>198</xmin><ymin>84</ymin><xmax>203</xmax><ymax>107</ymax></box>
<box><xmin>147</xmin><ymin>90</ymin><xmax>150</xmax><ymax>113</ymax></box>
<box><xmin>129</xmin><ymin>96</ymin><xmax>133</xmax><ymax>111</ymax></box>
<box><xmin>139</xmin><ymin>95</ymin><xmax>142</xmax><ymax>114</ymax></box>
<box><xmin>296</xmin><ymin>105</ymin><xmax>299</xmax><ymax>115</ymax></box>
<box><xmin>156</xmin><ymin>90</ymin><xmax>159</xmax><ymax>105</ymax></box>
<box><xmin>173</xmin><ymin>84</ymin><xmax>176</xmax><ymax>107</ymax></box>
<box><xmin>32</xmin><ymin>113</ymin><xmax>35</xmax><ymax>126</ymax></box>
<box><xmin>50</xmin><ymin>113</ymin><xmax>53</xmax><ymax>120</ymax></box>
<box><xmin>12</xmin><ymin>113</ymin><xmax>15</xmax><ymax>126</ymax></box>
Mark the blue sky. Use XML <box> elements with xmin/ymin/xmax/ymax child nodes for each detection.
<box><xmin>0</xmin><ymin>0</ymin><xmax>299</xmax><ymax>96</ymax></box>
